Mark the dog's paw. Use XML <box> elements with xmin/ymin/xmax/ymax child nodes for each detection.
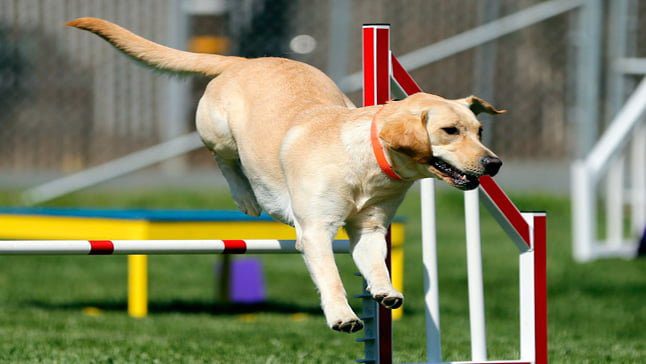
<box><xmin>325</xmin><ymin>305</ymin><xmax>363</xmax><ymax>333</ymax></box>
<box><xmin>331</xmin><ymin>317</ymin><xmax>364</xmax><ymax>333</ymax></box>
<box><xmin>372</xmin><ymin>289</ymin><xmax>404</xmax><ymax>309</ymax></box>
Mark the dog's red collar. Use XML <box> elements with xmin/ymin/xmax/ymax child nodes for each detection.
<box><xmin>370</xmin><ymin>107</ymin><xmax>403</xmax><ymax>181</ymax></box>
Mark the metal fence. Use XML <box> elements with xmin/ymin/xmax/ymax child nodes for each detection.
<box><xmin>0</xmin><ymin>0</ymin><xmax>183</xmax><ymax>174</ymax></box>
<box><xmin>0</xmin><ymin>0</ymin><xmax>644</xmax><ymax>178</ymax></box>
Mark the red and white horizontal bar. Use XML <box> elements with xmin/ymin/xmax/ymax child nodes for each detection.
<box><xmin>0</xmin><ymin>240</ymin><xmax>350</xmax><ymax>255</ymax></box>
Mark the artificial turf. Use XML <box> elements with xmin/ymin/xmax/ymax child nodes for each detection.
<box><xmin>0</xmin><ymin>187</ymin><xmax>643</xmax><ymax>363</ymax></box>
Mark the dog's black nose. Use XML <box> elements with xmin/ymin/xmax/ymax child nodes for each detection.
<box><xmin>481</xmin><ymin>156</ymin><xmax>502</xmax><ymax>177</ymax></box>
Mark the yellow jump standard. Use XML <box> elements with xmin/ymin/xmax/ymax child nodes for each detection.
<box><xmin>0</xmin><ymin>208</ymin><xmax>405</xmax><ymax>319</ymax></box>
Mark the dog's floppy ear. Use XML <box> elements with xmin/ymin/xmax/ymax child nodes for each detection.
<box><xmin>380</xmin><ymin>110</ymin><xmax>432</xmax><ymax>164</ymax></box>
<box><xmin>458</xmin><ymin>95</ymin><xmax>506</xmax><ymax>115</ymax></box>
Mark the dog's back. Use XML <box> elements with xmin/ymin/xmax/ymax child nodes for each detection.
<box><xmin>69</xmin><ymin>18</ymin><xmax>354</xmax><ymax>223</ymax></box>
<box><xmin>196</xmin><ymin>56</ymin><xmax>352</xmax><ymax>222</ymax></box>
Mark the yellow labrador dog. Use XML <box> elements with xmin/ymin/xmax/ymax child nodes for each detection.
<box><xmin>68</xmin><ymin>18</ymin><xmax>504</xmax><ymax>333</ymax></box>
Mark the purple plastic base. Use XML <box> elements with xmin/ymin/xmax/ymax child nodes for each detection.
<box><xmin>229</xmin><ymin>258</ymin><xmax>266</xmax><ymax>303</ymax></box>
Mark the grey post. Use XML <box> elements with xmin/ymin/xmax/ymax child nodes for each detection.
<box><xmin>327</xmin><ymin>0</ymin><xmax>351</xmax><ymax>84</ymax></box>
<box><xmin>605</xmin><ymin>0</ymin><xmax>631</xmax><ymax>123</ymax></box>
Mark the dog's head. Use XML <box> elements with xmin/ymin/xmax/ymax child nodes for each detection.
<box><xmin>379</xmin><ymin>93</ymin><xmax>505</xmax><ymax>190</ymax></box>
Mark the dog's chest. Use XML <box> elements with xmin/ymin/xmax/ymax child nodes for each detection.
<box><xmin>350</xmin><ymin>175</ymin><xmax>409</xmax><ymax>215</ymax></box>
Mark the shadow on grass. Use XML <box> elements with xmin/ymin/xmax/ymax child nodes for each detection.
<box><xmin>24</xmin><ymin>299</ymin><xmax>327</xmax><ymax>316</ymax></box>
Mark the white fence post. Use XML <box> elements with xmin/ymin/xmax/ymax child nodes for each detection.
<box><xmin>606</xmin><ymin>157</ymin><xmax>625</xmax><ymax>247</ymax></box>
<box><xmin>572</xmin><ymin>162</ymin><xmax>596</xmax><ymax>262</ymax></box>
<box><xmin>464</xmin><ymin>189</ymin><xmax>487</xmax><ymax>361</ymax></box>
<box><xmin>421</xmin><ymin>178</ymin><xmax>442</xmax><ymax>363</ymax></box>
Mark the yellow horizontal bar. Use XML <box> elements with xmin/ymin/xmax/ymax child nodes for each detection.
<box><xmin>0</xmin><ymin>215</ymin><xmax>148</xmax><ymax>239</ymax></box>
<box><xmin>0</xmin><ymin>214</ymin><xmax>404</xmax><ymax>245</ymax></box>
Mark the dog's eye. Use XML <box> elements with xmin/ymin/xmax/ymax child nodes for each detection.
<box><xmin>442</xmin><ymin>127</ymin><xmax>459</xmax><ymax>135</ymax></box>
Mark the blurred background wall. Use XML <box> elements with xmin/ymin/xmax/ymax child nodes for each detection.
<box><xmin>0</xmin><ymin>0</ymin><xmax>644</xmax><ymax>194</ymax></box>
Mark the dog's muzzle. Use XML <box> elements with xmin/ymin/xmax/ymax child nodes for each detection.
<box><xmin>429</xmin><ymin>157</ymin><xmax>480</xmax><ymax>190</ymax></box>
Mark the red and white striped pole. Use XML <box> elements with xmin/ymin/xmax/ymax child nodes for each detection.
<box><xmin>389</xmin><ymin>25</ymin><xmax>548</xmax><ymax>363</ymax></box>
<box><xmin>362</xmin><ymin>23</ymin><xmax>393</xmax><ymax>364</ymax></box>
<box><xmin>0</xmin><ymin>239</ymin><xmax>350</xmax><ymax>254</ymax></box>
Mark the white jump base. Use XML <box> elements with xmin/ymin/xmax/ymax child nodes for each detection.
<box><xmin>0</xmin><ymin>239</ymin><xmax>350</xmax><ymax>255</ymax></box>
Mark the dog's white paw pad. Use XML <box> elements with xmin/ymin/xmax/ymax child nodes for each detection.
<box><xmin>332</xmin><ymin>318</ymin><xmax>364</xmax><ymax>333</ymax></box>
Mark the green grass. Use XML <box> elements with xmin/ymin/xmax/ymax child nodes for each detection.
<box><xmin>0</xmin><ymin>188</ymin><xmax>644</xmax><ymax>363</ymax></box>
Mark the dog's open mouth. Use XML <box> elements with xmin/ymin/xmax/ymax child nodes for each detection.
<box><xmin>429</xmin><ymin>157</ymin><xmax>480</xmax><ymax>190</ymax></box>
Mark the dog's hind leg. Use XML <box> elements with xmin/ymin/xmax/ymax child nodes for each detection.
<box><xmin>196</xmin><ymin>95</ymin><xmax>262</xmax><ymax>217</ymax></box>
<box><xmin>213</xmin><ymin>155</ymin><xmax>262</xmax><ymax>216</ymax></box>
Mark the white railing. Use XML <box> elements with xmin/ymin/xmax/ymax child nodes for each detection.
<box><xmin>571</xmin><ymin>78</ymin><xmax>646</xmax><ymax>262</ymax></box>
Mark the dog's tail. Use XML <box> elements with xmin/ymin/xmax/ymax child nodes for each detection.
<box><xmin>67</xmin><ymin>17</ymin><xmax>243</xmax><ymax>77</ymax></box>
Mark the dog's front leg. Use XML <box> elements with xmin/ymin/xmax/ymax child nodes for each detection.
<box><xmin>346</xmin><ymin>224</ymin><xmax>403</xmax><ymax>310</ymax></box>
<box><xmin>298</xmin><ymin>222</ymin><xmax>363</xmax><ymax>333</ymax></box>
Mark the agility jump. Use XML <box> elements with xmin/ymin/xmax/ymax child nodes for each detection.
<box><xmin>0</xmin><ymin>24</ymin><xmax>547</xmax><ymax>364</ymax></box>
<box><xmin>362</xmin><ymin>24</ymin><xmax>548</xmax><ymax>364</ymax></box>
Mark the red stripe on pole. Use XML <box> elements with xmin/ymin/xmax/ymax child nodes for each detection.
<box><xmin>362</xmin><ymin>27</ymin><xmax>375</xmax><ymax>106</ymax></box>
<box><xmin>223</xmin><ymin>240</ymin><xmax>247</xmax><ymax>254</ymax></box>
<box><xmin>391</xmin><ymin>55</ymin><xmax>422</xmax><ymax>95</ymax></box>
<box><xmin>375</xmin><ymin>28</ymin><xmax>390</xmax><ymax>104</ymax></box>
<box><xmin>533</xmin><ymin>215</ymin><xmax>548</xmax><ymax>364</ymax></box>
<box><xmin>479</xmin><ymin>176</ymin><xmax>530</xmax><ymax>246</ymax></box>
<box><xmin>88</xmin><ymin>240</ymin><xmax>114</xmax><ymax>255</ymax></box>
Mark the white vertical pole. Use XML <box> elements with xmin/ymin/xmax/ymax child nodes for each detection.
<box><xmin>464</xmin><ymin>189</ymin><xmax>487</xmax><ymax>361</ymax></box>
<box><xmin>604</xmin><ymin>0</ymin><xmax>630</xmax><ymax>248</ymax></box>
<box><xmin>421</xmin><ymin>178</ymin><xmax>442</xmax><ymax>363</ymax></box>
<box><xmin>606</xmin><ymin>157</ymin><xmax>625</xmax><ymax>247</ymax></box>
<box><xmin>572</xmin><ymin>162</ymin><xmax>596</xmax><ymax>262</ymax></box>
<box><xmin>631</xmin><ymin>123</ymin><xmax>646</xmax><ymax>236</ymax></box>
<box><xmin>519</xmin><ymin>214</ymin><xmax>536</xmax><ymax>361</ymax></box>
